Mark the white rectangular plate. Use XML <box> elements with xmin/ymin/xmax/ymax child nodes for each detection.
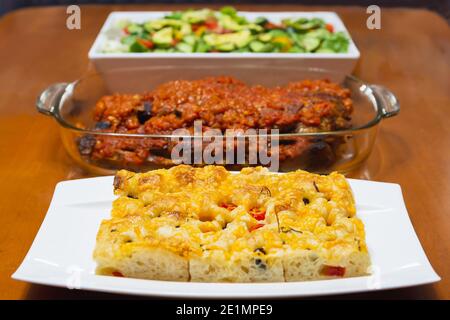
<box><xmin>13</xmin><ymin>176</ymin><xmax>440</xmax><ymax>298</ymax></box>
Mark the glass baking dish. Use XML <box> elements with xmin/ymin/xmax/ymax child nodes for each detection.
<box><xmin>36</xmin><ymin>66</ymin><xmax>399</xmax><ymax>175</ymax></box>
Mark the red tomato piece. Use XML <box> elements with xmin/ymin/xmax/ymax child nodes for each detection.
<box><xmin>250</xmin><ymin>208</ymin><xmax>266</xmax><ymax>221</ymax></box>
<box><xmin>220</xmin><ymin>203</ymin><xmax>237</xmax><ymax>211</ymax></box>
<box><xmin>249</xmin><ymin>223</ymin><xmax>264</xmax><ymax>232</ymax></box>
<box><xmin>205</xmin><ymin>19</ymin><xmax>218</xmax><ymax>30</ymax></box>
<box><xmin>325</xmin><ymin>23</ymin><xmax>334</xmax><ymax>33</ymax></box>
<box><xmin>137</xmin><ymin>38</ymin><xmax>154</xmax><ymax>49</ymax></box>
<box><xmin>112</xmin><ymin>271</ymin><xmax>124</xmax><ymax>277</ymax></box>
<box><xmin>321</xmin><ymin>265</ymin><xmax>345</xmax><ymax>277</ymax></box>
<box><xmin>264</xmin><ymin>22</ymin><xmax>280</xmax><ymax>30</ymax></box>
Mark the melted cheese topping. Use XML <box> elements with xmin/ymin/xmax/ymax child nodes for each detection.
<box><xmin>108</xmin><ymin>165</ymin><xmax>366</xmax><ymax>260</ymax></box>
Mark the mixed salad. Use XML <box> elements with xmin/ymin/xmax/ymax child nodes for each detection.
<box><xmin>102</xmin><ymin>7</ymin><xmax>350</xmax><ymax>54</ymax></box>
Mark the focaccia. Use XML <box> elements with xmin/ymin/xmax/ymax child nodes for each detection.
<box><xmin>93</xmin><ymin>165</ymin><xmax>370</xmax><ymax>282</ymax></box>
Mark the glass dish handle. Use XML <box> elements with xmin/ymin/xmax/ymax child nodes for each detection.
<box><xmin>36</xmin><ymin>83</ymin><xmax>68</xmax><ymax>116</ymax></box>
<box><xmin>370</xmin><ymin>84</ymin><xmax>400</xmax><ymax>118</ymax></box>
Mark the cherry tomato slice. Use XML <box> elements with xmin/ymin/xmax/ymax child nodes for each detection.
<box><xmin>205</xmin><ymin>19</ymin><xmax>218</xmax><ymax>30</ymax></box>
<box><xmin>325</xmin><ymin>23</ymin><xmax>334</xmax><ymax>33</ymax></box>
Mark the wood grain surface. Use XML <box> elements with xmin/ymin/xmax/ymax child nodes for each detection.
<box><xmin>0</xmin><ymin>4</ymin><xmax>448</xmax><ymax>299</ymax></box>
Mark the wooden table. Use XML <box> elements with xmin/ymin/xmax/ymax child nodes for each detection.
<box><xmin>0</xmin><ymin>4</ymin><xmax>448</xmax><ymax>300</ymax></box>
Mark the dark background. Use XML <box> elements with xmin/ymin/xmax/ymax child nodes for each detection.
<box><xmin>1</xmin><ymin>0</ymin><xmax>449</xmax><ymax>18</ymax></box>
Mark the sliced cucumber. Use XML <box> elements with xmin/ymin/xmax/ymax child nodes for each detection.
<box><xmin>215</xmin><ymin>42</ymin><xmax>235</xmax><ymax>52</ymax></box>
<box><xmin>204</xmin><ymin>30</ymin><xmax>252</xmax><ymax>49</ymax></box>
<box><xmin>127</xmin><ymin>23</ymin><xmax>143</xmax><ymax>35</ymax></box>
<box><xmin>249</xmin><ymin>40</ymin><xmax>273</xmax><ymax>52</ymax></box>
<box><xmin>300</xmin><ymin>37</ymin><xmax>320</xmax><ymax>52</ymax></box>
<box><xmin>220</xmin><ymin>6</ymin><xmax>237</xmax><ymax>16</ymax></box>
<box><xmin>176</xmin><ymin>42</ymin><xmax>194</xmax><ymax>53</ymax></box>
<box><xmin>234</xmin><ymin>30</ymin><xmax>253</xmax><ymax>48</ymax></box>
<box><xmin>249</xmin><ymin>40</ymin><xmax>264</xmax><ymax>52</ymax></box>
<box><xmin>129</xmin><ymin>41</ymin><xmax>149</xmax><ymax>52</ymax></box>
<box><xmin>179</xmin><ymin>22</ymin><xmax>192</xmax><ymax>36</ymax></box>
<box><xmin>183</xmin><ymin>34</ymin><xmax>196</xmax><ymax>46</ymax></box>
<box><xmin>195</xmin><ymin>41</ymin><xmax>210</xmax><ymax>52</ymax></box>
<box><xmin>268</xmin><ymin>29</ymin><xmax>288</xmax><ymax>38</ymax></box>
<box><xmin>153</xmin><ymin>27</ymin><xmax>173</xmax><ymax>47</ymax></box>
<box><xmin>288</xmin><ymin>45</ymin><xmax>305</xmax><ymax>53</ymax></box>
<box><xmin>121</xmin><ymin>35</ymin><xmax>137</xmax><ymax>45</ymax></box>
<box><xmin>254</xmin><ymin>17</ymin><xmax>268</xmax><ymax>25</ymax></box>
<box><xmin>258</xmin><ymin>33</ymin><xmax>272</xmax><ymax>42</ymax></box>
<box><xmin>180</xmin><ymin>9</ymin><xmax>211</xmax><ymax>24</ymax></box>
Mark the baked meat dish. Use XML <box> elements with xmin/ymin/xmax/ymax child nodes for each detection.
<box><xmin>79</xmin><ymin>76</ymin><xmax>353</xmax><ymax>169</ymax></box>
<box><xmin>93</xmin><ymin>165</ymin><xmax>370</xmax><ymax>282</ymax></box>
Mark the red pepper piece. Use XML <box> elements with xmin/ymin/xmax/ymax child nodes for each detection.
<box><xmin>321</xmin><ymin>265</ymin><xmax>345</xmax><ymax>277</ymax></box>
<box><xmin>205</xmin><ymin>19</ymin><xmax>218</xmax><ymax>30</ymax></box>
<box><xmin>220</xmin><ymin>203</ymin><xmax>237</xmax><ymax>211</ymax></box>
<box><xmin>325</xmin><ymin>23</ymin><xmax>334</xmax><ymax>33</ymax></box>
<box><xmin>249</xmin><ymin>208</ymin><xmax>266</xmax><ymax>221</ymax></box>
<box><xmin>112</xmin><ymin>271</ymin><xmax>124</xmax><ymax>277</ymax></box>
<box><xmin>249</xmin><ymin>223</ymin><xmax>264</xmax><ymax>232</ymax></box>
<box><xmin>137</xmin><ymin>38</ymin><xmax>154</xmax><ymax>49</ymax></box>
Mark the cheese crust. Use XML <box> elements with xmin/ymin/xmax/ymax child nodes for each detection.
<box><xmin>94</xmin><ymin>165</ymin><xmax>370</xmax><ymax>282</ymax></box>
